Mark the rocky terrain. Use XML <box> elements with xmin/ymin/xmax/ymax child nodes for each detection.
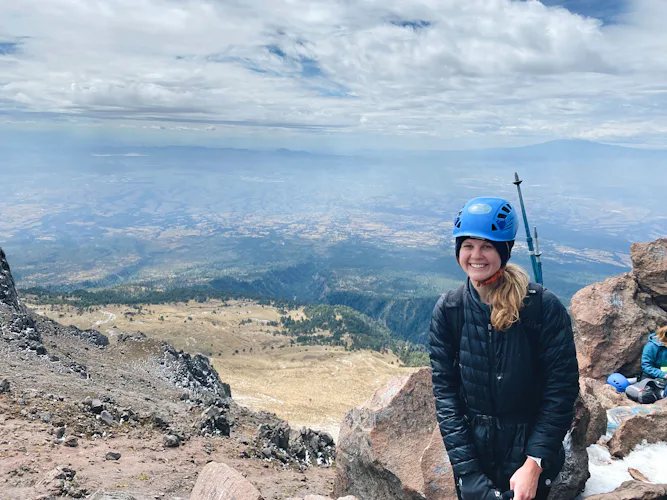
<box><xmin>0</xmin><ymin>248</ymin><xmax>338</xmax><ymax>499</ymax></box>
<box><xmin>2</xmin><ymin>238</ymin><xmax>667</xmax><ymax>500</ymax></box>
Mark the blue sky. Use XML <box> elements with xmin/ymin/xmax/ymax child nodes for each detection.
<box><xmin>1</xmin><ymin>0</ymin><xmax>666</xmax><ymax>152</ymax></box>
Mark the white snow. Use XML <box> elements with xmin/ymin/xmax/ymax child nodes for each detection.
<box><xmin>579</xmin><ymin>442</ymin><xmax>667</xmax><ymax>497</ymax></box>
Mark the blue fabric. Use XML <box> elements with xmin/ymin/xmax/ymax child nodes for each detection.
<box><xmin>641</xmin><ymin>334</ymin><xmax>667</xmax><ymax>380</ymax></box>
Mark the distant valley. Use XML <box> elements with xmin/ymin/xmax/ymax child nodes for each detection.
<box><xmin>2</xmin><ymin>139</ymin><xmax>665</xmax><ymax>343</ymax></box>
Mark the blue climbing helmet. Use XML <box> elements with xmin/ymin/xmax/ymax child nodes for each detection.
<box><xmin>453</xmin><ymin>197</ymin><xmax>518</xmax><ymax>242</ymax></box>
<box><xmin>607</xmin><ymin>373</ymin><xmax>630</xmax><ymax>393</ymax></box>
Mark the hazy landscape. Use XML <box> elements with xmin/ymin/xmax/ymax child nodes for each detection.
<box><xmin>26</xmin><ymin>297</ymin><xmax>414</xmax><ymax>439</ymax></box>
<box><xmin>1</xmin><ymin>137</ymin><xmax>665</xmax><ymax>344</ymax></box>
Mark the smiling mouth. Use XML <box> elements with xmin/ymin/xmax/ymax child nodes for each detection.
<box><xmin>469</xmin><ymin>264</ymin><xmax>487</xmax><ymax>269</ymax></box>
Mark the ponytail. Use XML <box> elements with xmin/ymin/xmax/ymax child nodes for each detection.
<box><xmin>486</xmin><ymin>264</ymin><xmax>530</xmax><ymax>331</ymax></box>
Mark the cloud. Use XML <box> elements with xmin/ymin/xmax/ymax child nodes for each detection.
<box><xmin>0</xmin><ymin>0</ymin><xmax>666</xmax><ymax>149</ymax></box>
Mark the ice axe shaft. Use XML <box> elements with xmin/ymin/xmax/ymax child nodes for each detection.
<box><xmin>513</xmin><ymin>172</ymin><xmax>543</xmax><ymax>285</ymax></box>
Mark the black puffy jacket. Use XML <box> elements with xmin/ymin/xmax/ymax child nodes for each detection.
<box><xmin>429</xmin><ymin>279</ymin><xmax>579</xmax><ymax>490</ymax></box>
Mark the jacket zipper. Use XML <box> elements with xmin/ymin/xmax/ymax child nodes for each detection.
<box><xmin>488</xmin><ymin>323</ymin><xmax>495</xmax><ymax>413</ymax></box>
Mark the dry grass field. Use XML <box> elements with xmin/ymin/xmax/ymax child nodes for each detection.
<box><xmin>28</xmin><ymin>298</ymin><xmax>417</xmax><ymax>439</ymax></box>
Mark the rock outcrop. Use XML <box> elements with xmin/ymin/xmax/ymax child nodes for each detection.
<box><xmin>585</xmin><ymin>480</ymin><xmax>667</xmax><ymax>500</ymax></box>
<box><xmin>631</xmin><ymin>238</ymin><xmax>667</xmax><ymax>311</ymax></box>
<box><xmin>0</xmin><ymin>248</ymin><xmax>45</xmax><ymax>354</ymax></box>
<box><xmin>579</xmin><ymin>378</ymin><xmax>609</xmax><ymax>446</ymax></box>
<box><xmin>547</xmin><ymin>386</ymin><xmax>591</xmax><ymax>500</ymax></box>
<box><xmin>158</xmin><ymin>344</ymin><xmax>232</xmax><ymax>401</ymax></box>
<box><xmin>571</xmin><ymin>273</ymin><xmax>667</xmax><ymax>379</ymax></box>
<box><xmin>190</xmin><ymin>461</ymin><xmax>263</xmax><ymax>500</ymax></box>
<box><xmin>252</xmin><ymin>421</ymin><xmax>336</xmax><ymax>466</ymax></box>
<box><xmin>334</xmin><ymin>367</ymin><xmax>457</xmax><ymax>500</ymax></box>
<box><xmin>607</xmin><ymin>412</ymin><xmax>667</xmax><ymax>458</ymax></box>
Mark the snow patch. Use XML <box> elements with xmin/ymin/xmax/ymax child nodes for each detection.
<box><xmin>579</xmin><ymin>442</ymin><xmax>667</xmax><ymax>497</ymax></box>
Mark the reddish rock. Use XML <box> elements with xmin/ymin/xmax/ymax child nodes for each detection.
<box><xmin>190</xmin><ymin>461</ymin><xmax>263</xmax><ymax>500</ymax></box>
<box><xmin>582</xmin><ymin>377</ymin><xmax>629</xmax><ymax>411</ymax></box>
<box><xmin>286</xmin><ymin>496</ymin><xmax>357</xmax><ymax>500</ymax></box>
<box><xmin>631</xmin><ymin>238</ymin><xmax>667</xmax><ymax>310</ymax></box>
<box><xmin>607</xmin><ymin>412</ymin><xmax>667</xmax><ymax>458</ymax></box>
<box><xmin>585</xmin><ymin>480</ymin><xmax>667</xmax><ymax>500</ymax></box>
<box><xmin>570</xmin><ymin>273</ymin><xmax>667</xmax><ymax>379</ymax></box>
<box><xmin>579</xmin><ymin>378</ymin><xmax>608</xmax><ymax>446</ymax></box>
<box><xmin>333</xmin><ymin>368</ymin><xmax>457</xmax><ymax>500</ymax></box>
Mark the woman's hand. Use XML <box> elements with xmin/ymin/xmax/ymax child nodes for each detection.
<box><xmin>509</xmin><ymin>458</ymin><xmax>542</xmax><ymax>500</ymax></box>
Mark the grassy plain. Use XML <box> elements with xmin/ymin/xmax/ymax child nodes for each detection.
<box><xmin>28</xmin><ymin>298</ymin><xmax>417</xmax><ymax>439</ymax></box>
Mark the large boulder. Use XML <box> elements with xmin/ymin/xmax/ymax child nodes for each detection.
<box><xmin>547</xmin><ymin>389</ymin><xmax>591</xmax><ymax>500</ymax></box>
<box><xmin>585</xmin><ymin>480</ymin><xmax>667</xmax><ymax>500</ymax></box>
<box><xmin>579</xmin><ymin>378</ymin><xmax>610</xmax><ymax>446</ymax></box>
<box><xmin>190</xmin><ymin>461</ymin><xmax>263</xmax><ymax>500</ymax></box>
<box><xmin>570</xmin><ymin>273</ymin><xmax>667</xmax><ymax>379</ymax></box>
<box><xmin>607</xmin><ymin>412</ymin><xmax>667</xmax><ymax>458</ymax></box>
<box><xmin>0</xmin><ymin>248</ymin><xmax>44</xmax><ymax>353</ymax></box>
<box><xmin>631</xmin><ymin>238</ymin><xmax>667</xmax><ymax>311</ymax></box>
<box><xmin>333</xmin><ymin>368</ymin><xmax>457</xmax><ymax>500</ymax></box>
<box><xmin>582</xmin><ymin>377</ymin><xmax>628</xmax><ymax>411</ymax></box>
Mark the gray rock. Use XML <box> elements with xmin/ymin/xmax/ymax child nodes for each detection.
<box><xmin>90</xmin><ymin>399</ymin><xmax>104</xmax><ymax>414</ymax></box>
<box><xmin>164</xmin><ymin>435</ymin><xmax>180</xmax><ymax>448</ymax></box>
<box><xmin>64</xmin><ymin>436</ymin><xmax>78</xmax><ymax>447</ymax></box>
<box><xmin>55</xmin><ymin>427</ymin><xmax>66</xmax><ymax>439</ymax></box>
<box><xmin>0</xmin><ymin>378</ymin><xmax>9</xmax><ymax>394</ymax></box>
<box><xmin>40</xmin><ymin>412</ymin><xmax>52</xmax><ymax>424</ymax></box>
<box><xmin>105</xmin><ymin>451</ymin><xmax>121</xmax><ymax>461</ymax></box>
<box><xmin>87</xmin><ymin>491</ymin><xmax>137</xmax><ymax>500</ymax></box>
<box><xmin>99</xmin><ymin>410</ymin><xmax>114</xmax><ymax>426</ymax></box>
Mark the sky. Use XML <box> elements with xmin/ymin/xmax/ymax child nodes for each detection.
<box><xmin>2</xmin><ymin>0</ymin><xmax>667</xmax><ymax>153</ymax></box>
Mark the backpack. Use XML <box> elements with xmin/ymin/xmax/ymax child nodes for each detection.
<box><xmin>625</xmin><ymin>378</ymin><xmax>663</xmax><ymax>404</ymax></box>
<box><xmin>443</xmin><ymin>283</ymin><xmax>544</xmax><ymax>369</ymax></box>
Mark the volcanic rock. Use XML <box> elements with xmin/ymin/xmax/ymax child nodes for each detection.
<box><xmin>547</xmin><ymin>391</ymin><xmax>591</xmax><ymax>500</ymax></box>
<box><xmin>90</xmin><ymin>399</ymin><xmax>104</xmax><ymax>414</ymax></box>
<box><xmin>585</xmin><ymin>480</ymin><xmax>667</xmax><ymax>500</ymax></box>
<box><xmin>607</xmin><ymin>412</ymin><xmax>667</xmax><ymax>458</ymax></box>
<box><xmin>0</xmin><ymin>248</ymin><xmax>44</xmax><ymax>353</ymax></box>
<box><xmin>334</xmin><ymin>367</ymin><xmax>457</xmax><ymax>500</ymax></box>
<box><xmin>64</xmin><ymin>436</ymin><xmax>79</xmax><ymax>447</ymax></box>
<box><xmin>164</xmin><ymin>434</ymin><xmax>180</xmax><ymax>448</ymax></box>
<box><xmin>99</xmin><ymin>410</ymin><xmax>115</xmax><ymax>426</ymax></box>
<box><xmin>0</xmin><ymin>378</ymin><xmax>9</xmax><ymax>393</ymax></box>
<box><xmin>105</xmin><ymin>451</ymin><xmax>121</xmax><ymax>461</ymax></box>
<box><xmin>159</xmin><ymin>344</ymin><xmax>231</xmax><ymax>400</ymax></box>
<box><xmin>190</xmin><ymin>461</ymin><xmax>263</xmax><ymax>500</ymax></box>
<box><xmin>631</xmin><ymin>238</ymin><xmax>667</xmax><ymax>311</ymax></box>
<box><xmin>286</xmin><ymin>497</ymin><xmax>358</xmax><ymax>500</ymax></box>
<box><xmin>571</xmin><ymin>273</ymin><xmax>667</xmax><ymax>379</ymax></box>
<box><xmin>88</xmin><ymin>491</ymin><xmax>138</xmax><ymax>500</ymax></box>
<box><xmin>579</xmin><ymin>378</ymin><xmax>608</xmax><ymax>446</ymax></box>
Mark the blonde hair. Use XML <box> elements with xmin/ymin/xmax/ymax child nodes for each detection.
<box><xmin>657</xmin><ymin>326</ymin><xmax>667</xmax><ymax>346</ymax></box>
<box><xmin>485</xmin><ymin>264</ymin><xmax>530</xmax><ymax>331</ymax></box>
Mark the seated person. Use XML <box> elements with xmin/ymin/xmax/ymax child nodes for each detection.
<box><xmin>641</xmin><ymin>326</ymin><xmax>667</xmax><ymax>383</ymax></box>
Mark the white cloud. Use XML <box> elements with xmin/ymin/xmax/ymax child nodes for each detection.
<box><xmin>0</xmin><ymin>0</ymin><xmax>666</xmax><ymax>149</ymax></box>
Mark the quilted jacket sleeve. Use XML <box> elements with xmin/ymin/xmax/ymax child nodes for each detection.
<box><xmin>524</xmin><ymin>290</ymin><xmax>580</xmax><ymax>464</ymax></box>
<box><xmin>428</xmin><ymin>294</ymin><xmax>481</xmax><ymax>477</ymax></box>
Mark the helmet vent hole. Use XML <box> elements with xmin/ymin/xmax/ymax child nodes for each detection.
<box><xmin>501</xmin><ymin>206</ymin><xmax>511</xmax><ymax>213</ymax></box>
<box><xmin>497</xmin><ymin>213</ymin><xmax>507</xmax><ymax>219</ymax></box>
<box><xmin>491</xmin><ymin>224</ymin><xmax>498</xmax><ymax>231</ymax></box>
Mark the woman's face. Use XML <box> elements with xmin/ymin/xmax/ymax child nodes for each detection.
<box><xmin>458</xmin><ymin>238</ymin><xmax>502</xmax><ymax>282</ymax></box>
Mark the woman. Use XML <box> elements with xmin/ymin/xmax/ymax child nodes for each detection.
<box><xmin>641</xmin><ymin>326</ymin><xmax>667</xmax><ymax>382</ymax></box>
<box><xmin>429</xmin><ymin>197</ymin><xmax>579</xmax><ymax>500</ymax></box>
